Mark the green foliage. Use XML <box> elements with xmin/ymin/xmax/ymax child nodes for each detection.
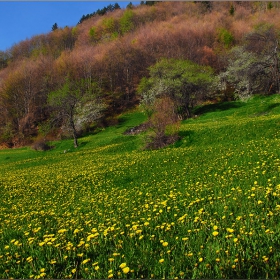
<box><xmin>89</xmin><ymin>27</ymin><xmax>97</xmax><ymax>41</ymax></box>
<box><xmin>1</xmin><ymin>95</ymin><xmax>280</xmax><ymax>278</ymax></box>
<box><xmin>102</xmin><ymin>17</ymin><xmax>115</xmax><ymax>34</ymax></box>
<box><xmin>217</xmin><ymin>28</ymin><xmax>234</xmax><ymax>48</ymax></box>
<box><xmin>267</xmin><ymin>2</ymin><xmax>273</xmax><ymax>10</ymax></box>
<box><xmin>48</xmin><ymin>78</ymin><xmax>105</xmax><ymax>147</ymax></box>
<box><xmin>229</xmin><ymin>4</ymin><xmax>235</xmax><ymax>16</ymax></box>
<box><xmin>139</xmin><ymin>58</ymin><xmax>215</xmax><ymax>118</ymax></box>
<box><xmin>119</xmin><ymin>10</ymin><xmax>134</xmax><ymax>35</ymax></box>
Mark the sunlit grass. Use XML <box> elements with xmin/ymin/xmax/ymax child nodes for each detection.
<box><xmin>1</xmin><ymin>95</ymin><xmax>280</xmax><ymax>278</ymax></box>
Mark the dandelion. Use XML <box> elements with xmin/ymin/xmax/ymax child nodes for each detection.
<box><xmin>213</xmin><ymin>225</ymin><xmax>218</xmax><ymax>230</ymax></box>
<box><xmin>199</xmin><ymin>257</ymin><xmax>203</xmax><ymax>262</ymax></box>
<box><xmin>212</xmin><ymin>231</ymin><xmax>219</xmax><ymax>237</ymax></box>
<box><xmin>162</xmin><ymin>241</ymin><xmax>168</xmax><ymax>247</ymax></box>
<box><xmin>119</xmin><ymin>263</ymin><xmax>127</xmax><ymax>269</ymax></box>
<box><xmin>71</xmin><ymin>268</ymin><xmax>76</xmax><ymax>274</ymax></box>
<box><xmin>159</xmin><ymin>259</ymin><xmax>164</xmax><ymax>263</ymax></box>
<box><xmin>122</xmin><ymin>267</ymin><xmax>130</xmax><ymax>274</ymax></box>
<box><xmin>26</xmin><ymin>256</ymin><xmax>33</xmax><ymax>263</ymax></box>
<box><xmin>226</xmin><ymin>228</ymin><xmax>234</xmax><ymax>233</ymax></box>
<box><xmin>82</xmin><ymin>258</ymin><xmax>90</xmax><ymax>265</ymax></box>
<box><xmin>58</xmin><ymin>229</ymin><xmax>67</xmax><ymax>234</ymax></box>
<box><xmin>94</xmin><ymin>265</ymin><xmax>100</xmax><ymax>271</ymax></box>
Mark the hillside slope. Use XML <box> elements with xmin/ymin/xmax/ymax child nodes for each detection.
<box><xmin>0</xmin><ymin>95</ymin><xmax>280</xmax><ymax>278</ymax></box>
<box><xmin>1</xmin><ymin>1</ymin><xmax>280</xmax><ymax>146</ymax></box>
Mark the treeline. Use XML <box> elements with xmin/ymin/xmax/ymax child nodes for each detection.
<box><xmin>78</xmin><ymin>3</ymin><xmax>121</xmax><ymax>25</ymax></box>
<box><xmin>0</xmin><ymin>1</ymin><xmax>280</xmax><ymax>148</ymax></box>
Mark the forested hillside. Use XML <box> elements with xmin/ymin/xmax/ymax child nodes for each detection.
<box><xmin>0</xmin><ymin>1</ymin><xmax>280</xmax><ymax>147</ymax></box>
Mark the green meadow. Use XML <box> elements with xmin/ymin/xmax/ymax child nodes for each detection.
<box><xmin>1</xmin><ymin>94</ymin><xmax>280</xmax><ymax>279</ymax></box>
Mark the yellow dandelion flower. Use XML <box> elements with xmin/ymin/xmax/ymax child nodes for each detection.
<box><xmin>162</xmin><ymin>241</ymin><xmax>168</xmax><ymax>247</ymax></box>
<box><xmin>94</xmin><ymin>265</ymin><xmax>99</xmax><ymax>271</ymax></box>
<box><xmin>82</xmin><ymin>258</ymin><xmax>90</xmax><ymax>265</ymax></box>
<box><xmin>26</xmin><ymin>256</ymin><xmax>33</xmax><ymax>263</ymax></box>
<box><xmin>212</xmin><ymin>231</ymin><xmax>219</xmax><ymax>237</ymax></box>
<box><xmin>226</xmin><ymin>228</ymin><xmax>234</xmax><ymax>233</ymax></box>
<box><xmin>213</xmin><ymin>225</ymin><xmax>218</xmax><ymax>230</ymax></box>
<box><xmin>122</xmin><ymin>267</ymin><xmax>130</xmax><ymax>274</ymax></box>
<box><xmin>233</xmin><ymin>238</ymin><xmax>238</xmax><ymax>243</ymax></box>
<box><xmin>119</xmin><ymin>263</ymin><xmax>127</xmax><ymax>269</ymax></box>
<box><xmin>58</xmin><ymin>229</ymin><xmax>67</xmax><ymax>234</ymax></box>
<box><xmin>71</xmin><ymin>268</ymin><xmax>76</xmax><ymax>274</ymax></box>
<box><xmin>159</xmin><ymin>259</ymin><xmax>164</xmax><ymax>263</ymax></box>
<box><xmin>108</xmin><ymin>273</ymin><xmax>114</xmax><ymax>278</ymax></box>
<box><xmin>199</xmin><ymin>257</ymin><xmax>203</xmax><ymax>262</ymax></box>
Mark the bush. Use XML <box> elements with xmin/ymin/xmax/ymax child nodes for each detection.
<box><xmin>31</xmin><ymin>139</ymin><xmax>53</xmax><ymax>151</ymax></box>
<box><xmin>144</xmin><ymin>97</ymin><xmax>180</xmax><ymax>149</ymax></box>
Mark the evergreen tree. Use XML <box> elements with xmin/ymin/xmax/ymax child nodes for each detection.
<box><xmin>52</xmin><ymin>23</ymin><xmax>58</xmax><ymax>31</ymax></box>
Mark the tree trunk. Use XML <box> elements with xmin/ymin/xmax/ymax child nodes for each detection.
<box><xmin>73</xmin><ymin>132</ymin><xmax>78</xmax><ymax>148</ymax></box>
<box><xmin>70</xmin><ymin>117</ymin><xmax>78</xmax><ymax>148</ymax></box>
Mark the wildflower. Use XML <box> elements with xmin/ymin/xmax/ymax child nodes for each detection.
<box><xmin>199</xmin><ymin>257</ymin><xmax>203</xmax><ymax>262</ymax></box>
<box><xmin>162</xmin><ymin>241</ymin><xmax>168</xmax><ymax>247</ymax></box>
<box><xmin>213</xmin><ymin>225</ymin><xmax>218</xmax><ymax>230</ymax></box>
<box><xmin>119</xmin><ymin>263</ymin><xmax>127</xmax><ymax>269</ymax></box>
<box><xmin>212</xmin><ymin>231</ymin><xmax>219</xmax><ymax>237</ymax></box>
<box><xmin>71</xmin><ymin>268</ymin><xmax>76</xmax><ymax>274</ymax></box>
<box><xmin>108</xmin><ymin>273</ymin><xmax>114</xmax><ymax>278</ymax></box>
<box><xmin>122</xmin><ymin>267</ymin><xmax>130</xmax><ymax>274</ymax></box>
<box><xmin>58</xmin><ymin>229</ymin><xmax>67</xmax><ymax>234</ymax></box>
<box><xmin>159</xmin><ymin>259</ymin><xmax>164</xmax><ymax>263</ymax></box>
<box><xmin>94</xmin><ymin>265</ymin><xmax>99</xmax><ymax>271</ymax></box>
<box><xmin>233</xmin><ymin>238</ymin><xmax>238</xmax><ymax>243</ymax></box>
<box><xmin>226</xmin><ymin>228</ymin><xmax>234</xmax><ymax>233</ymax></box>
<box><xmin>82</xmin><ymin>258</ymin><xmax>90</xmax><ymax>265</ymax></box>
<box><xmin>26</xmin><ymin>256</ymin><xmax>33</xmax><ymax>263</ymax></box>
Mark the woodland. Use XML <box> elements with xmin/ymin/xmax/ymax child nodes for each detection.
<box><xmin>0</xmin><ymin>1</ymin><xmax>280</xmax><ymax>148</ymax></box>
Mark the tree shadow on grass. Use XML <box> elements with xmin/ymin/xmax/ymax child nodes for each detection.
<box><xmin>173</xmin><ymin>130</ymin><xmax>195</xmax><ymax>147</ymax></box>
<box><xmin>193</xmin><ymin>101</ymin><xmax>245</xmax><ymax>116</ymax></box>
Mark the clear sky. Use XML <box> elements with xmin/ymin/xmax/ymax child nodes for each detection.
<box><xmin>0</xmin><ymin>1</ymin><xmax>139</xmax><ymax>52</ymax></box>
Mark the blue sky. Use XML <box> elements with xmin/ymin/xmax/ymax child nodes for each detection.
<box><xmin>0</xmin><ymin>1</ymin><xmax>139</xmax><ymax>51</ymax></box>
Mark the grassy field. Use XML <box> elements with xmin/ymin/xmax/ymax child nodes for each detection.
<box><xmin>1</xmin><ymin>94</ymin><xmax>280</xmax><ymax>279</ymax></box>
